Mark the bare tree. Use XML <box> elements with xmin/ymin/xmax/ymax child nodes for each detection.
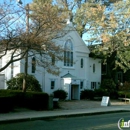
<box><xmin>0</xmin><ymin>0</ymin><xmax>68</xmax><ymax>91</ymax></box>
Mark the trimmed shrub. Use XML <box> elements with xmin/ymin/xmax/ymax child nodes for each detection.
<box><xmin>0</xmin><ymin>90</ymin><xmax>15</xmax><ymax>112</ymax></box>
<box><xmin>53</xmin><ymin>89</ymin><xmax>68</xmax><ymax>100</ymax></box>
<box><xmin>80</xmin><ymin>89</ymin><xmax>94</xmax><ymax>100</ymax></box>
<box><xmin>25</xmin><ymin>92</ymin><xmax>49</xmax><ymax>110</ymax></box>
<box><xmin>0</xmin><ymin>90</ymin><xmax>49</xmax><ymax>112</ymax></box>
<box><xmin>7</xmin><ymin>73</ymin><xmax>42</xmax><ymax>92</ymax></box>
<box><xmin>0</xmin><ymin>90</ymin><xmax>26</xmax><ymax>108</ymax></box>
<box><xmin>0</xmin><ymin>95</ymin><xmax>14</xmax><ymax>113</ymax></box>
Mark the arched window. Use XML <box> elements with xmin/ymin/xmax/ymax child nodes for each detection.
<box><xmin>32</xmin><ymin>57</ymin><xmax>36</xmax><ymax>73</ymax></box>
<box><xmin>81</xmin><ymin>58</ymin><xmax>83</xmax><ymax>68</ymax></box>
<box><xmin>64</xmin><ymin>39</ymin><xmax>73</xmax><ymax>67</ymax></box>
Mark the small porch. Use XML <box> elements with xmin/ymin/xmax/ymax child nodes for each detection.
<box><xmin>61</xmin><ymin>72</ymin><xmax>80</xmax><ymax>100</ymax></box>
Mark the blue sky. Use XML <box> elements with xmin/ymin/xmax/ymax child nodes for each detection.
<box><xmin>21</xmin><ymin>0</ymin><xmax>33</xmax><ymax>4</ymax></box>
<box><xmin>0</xmin><ymin>0</ymin><xmax>33</xmax><ymax>5</ymax></box>
<box><xmin>0</xmin><ymin>0</ymin><xmax>88</xmax><ymax>44</ymax></box>
<box><xmin>15</xmin><ymin>0</ymin><xmax>33</xmax><ymax>5</ymax></box>
<box><xmin>1</xmin><ymin>0</ymin><xmax>32</xmax><ymax>3</ymax></box>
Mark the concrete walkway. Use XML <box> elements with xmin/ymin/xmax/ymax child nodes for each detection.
<box><xmin>0</xmin><ymin>100</ymin><xmax>130</xmax><ymax>123</ymax></box>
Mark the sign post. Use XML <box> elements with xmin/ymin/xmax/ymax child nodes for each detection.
<box><xmin>101</xmin><ymin>96</ymin><xmax>111</xmax><ymax>106</ymax></box>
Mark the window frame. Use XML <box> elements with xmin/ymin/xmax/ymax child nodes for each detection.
<box><xmin>80</xmin><ymin>80</ymin><xmax>84</xmax><ymax>89</ymax></box>
<box><xmin>32</xmin><ymin>57</ymin><xmax>36</xmax><ymax>73</ymax></box>
<box><xmin>64</xmin><ymin>39</ymin><xmax>73</xmax><ymax>67</ymax></box>
<box><xmin>50</xmin><ymin>80</ymin><xmax>55</xmax><ymax>89</ymax></box>
<box><xmin>81</xmin><ymin>58</ymin><xmax>83</xmax><ymax>68</ymax></box>
<box><xmin>93</xmin><ymin>64</ymin><xmax>95</xmax><ymax>73</ymax></box>
<box><xmin>91</xmin><ymin>82</ymin><xmax>96</xmax><ymax>89</ymax></box>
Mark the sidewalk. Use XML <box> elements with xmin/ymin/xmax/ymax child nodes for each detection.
<box><xmin>0</xmin><ymin>100</ymin><xmax>130</xmax><ymax>123</ymax></box>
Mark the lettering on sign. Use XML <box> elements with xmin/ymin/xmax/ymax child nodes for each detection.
<box><xmin>101</xmin><ymin>96</ymin><xmax>111</xmax><ymax>106</ymax></box>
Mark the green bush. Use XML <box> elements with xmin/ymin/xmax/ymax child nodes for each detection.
<box><xmin>7</xmin><ymin>73</ymin><xmax>42</xmax><ymax>92</ymax></box>
<box><xmin>53</xmin><ymin>89</ymin><xmax>68</xmax><ymax>100</ymax></box>
<box><xmin>0</xmin><ymin>90</ymin><xmax>49</xmax><ymax>112</ymax></box>
<box><xmin>80</xmin><ymin>89</ymin><xmax>94</xmax><ymax>100</ymax></box>
<box><xmin>100</xmin><ymin>79</ymin><xmax>116</xmax><ymax>96</ymax></box>
<box><xmin>25</xmin><ymin>92</ymin><xmax>49</xmax><ymax>110</ymax></box>
<box><xmin>94</xmin><ymin>88</ymin><xmax>109</xmax><ymax>97</ymax></box>
<box><xmin>118</xmin><ymin>91</ymin><xmax>130</xmax><ymax>98</ymax></box>
<box><xmin>0</xmin><ymin>95</ymin><xmax>15</xmax><ymax>113</ymax></box>
<box><xmin>110</xmin><ymin>91</ymin><xmax>119</xmax><ymax>99</ymax></box>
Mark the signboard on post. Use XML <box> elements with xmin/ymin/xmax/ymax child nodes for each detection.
<box><xmin>101</xmin><ymin>96</ymin><xmax>111</xmax><ymax>106</ymax></box>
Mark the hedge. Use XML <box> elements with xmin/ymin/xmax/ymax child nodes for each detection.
<box><xmin>25</xmin><ymin>92</ymin><xmax>49</xmax><ymax>110</ymax></box>
<box><xmin>80</xmin><ymin>89</ymin><xmax>118</xmax><ymax>100</ymax></box>
<box><xmin>80</xmin><ymin>89</ymin><xmax>94</xmax><ymax>100</ymax></box>
<box><xmin>0</xmin><ymin>90</ymin><xmax>49</xmax><ymax>112</ymax></box>
<box><xmin>0</xmin><ymin>96</ymin><xmax>14</xmax><ymax>113</ymax></box>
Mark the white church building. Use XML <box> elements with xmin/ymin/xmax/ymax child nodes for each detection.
<box><xmin>0</xmin><ymin>23</ymin><xmax>101</xmax><ymax>100</ymax></box>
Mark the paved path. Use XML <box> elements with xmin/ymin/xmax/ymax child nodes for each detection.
<box><xmin>58</xmin><ymin>100</ymin><xmax>127</xmax><ymax>110</ymax></box>
<box><xmin>0</xmin><ymin>100</ymin><xmax>130</xmax><ymax>123</ymax></box>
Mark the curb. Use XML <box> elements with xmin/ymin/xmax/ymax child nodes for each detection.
<box><xmin>0</xmin><ymin>110</ymin><xmax>129</xmax><ymax>124</ymax></box>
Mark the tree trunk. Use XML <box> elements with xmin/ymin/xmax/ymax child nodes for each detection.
<box><xmin>22</xmin><ymin>75</ymin><xmax>27</xmax><ymax>92</ymax></box>
<box><xmin>22</xmin><ymin>52</ymin><xmax>28</xmax><ymax>92</ymax></box>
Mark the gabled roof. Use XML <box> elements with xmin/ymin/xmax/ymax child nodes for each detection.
<box><xmin>61</xmin><ymin>72</ymin><xmax>77</xmax><ymax>79</ymax></box>
<box><xmin>65</xmin><ymin>22</ymin><xmax>90</xmax><ymax>54</ymax></box>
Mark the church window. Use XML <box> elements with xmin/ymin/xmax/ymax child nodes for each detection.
<box><xmin>81</xmin><ymin>58</ymin><xmax>83</xmax><ymax>68</ymax></box>
<box><xmin>64</xmin><ymin>39</ymin><xmax>73</xmax><ymax>67</ymax></box>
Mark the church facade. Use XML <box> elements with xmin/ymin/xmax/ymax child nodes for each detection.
<box><xmin>0</xmin><ymin>24</ymin><xmax>101</xmax><ymax>100</ymax></box>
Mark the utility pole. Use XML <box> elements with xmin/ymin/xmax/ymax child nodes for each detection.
<box><xmin>17</xmin><ymin>0</ymin><xmax>29</xmax><ymax>92</ymax></box>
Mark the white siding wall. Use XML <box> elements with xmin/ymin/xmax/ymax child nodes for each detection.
<box><xmin>88</xmin><ymin>58</ymin><xmax>101</xmax><ymax>89</ymax></box>
<box><xmin>2</xmin><ymin>52</ymin><xmax>21</xmax><ymax>88</ymax></box>
<box><xmin>0</xmin><ymin>74</ymin><xmax>5</xmax><ymax>89</ymax></box>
